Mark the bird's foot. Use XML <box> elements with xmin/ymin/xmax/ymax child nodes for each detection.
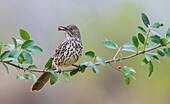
<box><xmin>57</xmin><ymin>67</ymin><xmax>62</xmax><ymax>73</ymax></box>
<box><xmin>72</xmin><ymin>64</ymin><xmax>82</xmax><ymax>71</ymax></box>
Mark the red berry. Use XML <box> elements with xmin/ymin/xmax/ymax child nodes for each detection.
<box><xmin>118</xmin><ymin>66</ymin><xmax>121</xmax><ymax>69</ymax></box>
<box><xmin>58</xmin><ymin>27</ymin><xmax>61</xmax><ymax>30</ymax></box>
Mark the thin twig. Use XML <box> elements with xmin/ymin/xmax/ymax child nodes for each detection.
<box><xmin>113</xmin><ymin>47</ymin><xmax>121</xmax><ymax>60</ymax></box>
<box><xmin>0</xmin><ymin>41</ymin><xmax>169</xmax><ymax>73</ymax></box>
<box><xmin>108</xmin><ymin>63</ymin><xmax>124</xmax><ymax>73</ymax></box>
<box><xmin>143</xmin><ymin>29</ymin><xmax>151</xmax><ymax>51</ymax></box>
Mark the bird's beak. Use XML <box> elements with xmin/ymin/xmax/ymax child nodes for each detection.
<box><xmin>58</xmin><ymin>26</ymin><xmax>67</xmax><ymax>31</ymax></box>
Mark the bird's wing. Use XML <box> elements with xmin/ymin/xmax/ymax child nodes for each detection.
<box><xmin>53</xmin><ymin>40</ymin><xmax>65</xmax><ymax>57</ymax></box>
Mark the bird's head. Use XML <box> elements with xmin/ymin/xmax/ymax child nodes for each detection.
<box><xmin>58</xmin><ymin>24</ymin><xmax>81</xmax><ymax>39</ymax></box>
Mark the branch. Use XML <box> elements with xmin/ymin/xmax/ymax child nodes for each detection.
<box><xmin>0</xmin><ymin>42</ymin><xmax>169</xmax><ymax>73</ymax></box>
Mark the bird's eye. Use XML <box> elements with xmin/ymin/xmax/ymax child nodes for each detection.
<box><xmin>70</xmin><ymin>28</ymin><xmax>74</xmax><ymax>30</ymax></box>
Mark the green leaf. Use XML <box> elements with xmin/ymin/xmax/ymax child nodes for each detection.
<box><xmin>19</xmin><ymin>29</ymin><xmax>30</xmax><ymax>40</ymax></box>
<box><xmin>141</xmin><ymin>58</ymin><xmax>148</xmax><ymax>65</ymax></box>
<box><xmin>166</xmin><ymin>28</ymin><xmax>170</xmax><ymax>42</ymax></box>
<box><xmin>132</xmin><ymin>36</ymin><xmax>139</xmax><ymax>48</ymax></box>
<box><xmin>129</xmin><ymin>67</ymin><xmax>136</xmax><ymax>73</ymax></box>
<box><xmin>16</xmin><ymin>39</ymin><xmax>24</xmax><ymax>44</ymax></box>
<box><xmin>9</xmin><ymin>50</ymin><xmax>22</xmax><ymax>58</ymax></box>
<box><xmin>91</xmin><ymin>64</ymin><xmax>99</xmax><ymax>74</ymax></box>
<box><xmin>16</xmin><ymin>75</ymin><xmax>24</xmax><ymax>80</ymax></box>
<box><xmin>86</xmin><ymin>61</ymin><xmax>94</xmax><ymax>67</ymax></box>
<box><xmin>130</xmin><ymin>72</ymin><xmax>136</xmax><ymax>80</ymax></box>
<box><xmin>136</xmin><ymin>26</ymin><xmax>146</xmax><ymax>35</ymax></box>
<box><xmin>23</xmin><ymin>74</ymin><xmax>31</xmax><ymax>80</ymax></box>
<box><xmin>27</xmin><ymin>46</ymin><xmax>43</xmax><ymax>53</ymax></box>
<box><xmin>85</xmin><ymin>51</ymin><xmax>95</xmax><ymax>58</ymax></box>
<box><xmin>3</xmin><ymin>58</ymin><xmax>17</xmax><ymax>61</ymax></box>
<box><xmin>151</xmin><ymin>30</ymin><xmax>163</xmax><ymax>38</ymax></box>
<box><xmin>16</xmin><ymin>44</ymin><xmax>22</xmax><ymax>50</ymax></box>
<box><xmin>150</xmin><ymin>55</ymin><xmax>160</xmax><ymax>63</ymax></box>
<box><xmin>4</xmin><ymin>44</ymin><xmax>15</xmax><ymax>50</ymax></box>
<box><xmin>70</xmin><ymin>69</ymin><xmax>79</xmax><ymax>76</ymax></box>
<box><xmin>163</xmin><ymin>47</ymin><xmax>170</xmax><ymax>58</ymax></box>
<box><xmin>17</xmin><ymin>53</ymin><xmax>25</xmax><ymax>64</ymax></box>
<box><xmin>138</xmin><ymin>33</ymin><xmax>145</xmax><ymax>44</ymax></box>
<box><xmin>146</xmin><ymin>51</ymin><xmax>157</xmax><ymax>55</ymax></box>
<box><xmin>125</xmin><ymin>75</ymin><xmax>130</xmax><ymax>85</ymax></box>
<box><xmin>2</xmin><ymin>63</ymin><xmax>9</xmax><ymax>74</ymax></box>
<box><xmin>21</xmin><ymin>40</ymin><xmax>34</xmax><ymax>49</ymax></box>
<box><xmin>62</xmin><ymin>72</ymin><xmax>70</xmax><ymax>82</ymax></box>
<box><xmin>31</xmin><ymin>74</ymin><xmax>37</xmax><ymax>84</ymax></box>
<box><xmin>149</xmin><ymin>61</ymin><xmax>153</xmax><ymax>77</ymax></box>
<box><xmin>96</xmin><ymin>56</ymin><xmax>106</xmax><ymax>67</ymax></box>
<box><xmin>122</xmin><ymin>47</ymin><xmax>136</xmax><ymax>53</ymax></box>
<box><xmin>102</xmin><ymin>40</ymin><xmax>117</xmax><ymax>49</ymax></box>
<box><xmin>152</xmin><ymin>22</ymin><xmax>163</xmax><ymax>28</ymax></box>
<box><xmin>156</xmin><ymin>49</ymin><xmax>165</xmax><ymax>56</ymax></box>
<box><xmin>146</xmin><ymin>44</ymin><xmax>157</xmax><ymax>50</ymax></box>
<box><xmin>47</xmin><ymin>69</ymin><xmax>55</xmax><ymax>76</ymax></box>
<box><xmin>161</xmin><ymin>38</ymin><xmax>167</xmax><ymax>46</ymax></box>
<box><xmin>22</xmin><ymin>51</ymin><xmax>33</xmax><ymax>64</ymax></box>
<box><xmin>45</xmin><ymin>58</ymin><xmax>53</xmax><ymax>68</ymax></box>
<box><xmin>123</xmin><ymin>66</ymin><xmax>130</xmax><ymax>76</ymax></box>
<box><xmin>81</xmin><ymin>67</ymin><xmax>86</xmax><ymax>73</ymax></box>
<box><xmin>0</xmin><ymin>50</ymin><xmax>11</xmax><ymax>61</ymax></box>
<box><xmin>141</xmin><ymin>13</ymin><xmax>150</xmax><ymax>27</ymax></box>
<box><xmin>80</xmin><ymin>61</ymin><xmax>88</xmax><ymax>66</ymax></box>
<box><xmin>150</xmin><ymin>35</ymin><xmax>161</xmax><ymax>44</ymax></box>
<box><xmin>50</xmin><ymin>72</ymin><xmax>59</xmax><ymax>85</ymax></box>
<box><xmin>28</xmin><ymin>65</ymin><xmax>37</xmax><ymax>71</ymax></box>
<box><xmin>12</xmin><ymin>37</ymin><xmax>17</xmax><ymax>49</ymax></box>
<box><xmin>0</xmin><ymin>42</ymin><xmax>2</xmax><ymax>54</ymax></box>
<box><xmin>123</xmin><ymin>42</ymin><xmax>135</xmax><ymax>47</ymax></box>
<box><xmin>145</xmin><ymin>55</ymin><xmax>150</xmax><ymax>62</ymax></box>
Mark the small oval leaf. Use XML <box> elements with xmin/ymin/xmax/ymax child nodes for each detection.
<box><xmin>149</xmin><ymin>61</ymin><xmax>153</xmax><ymax>77</ymax></box>
<box><xmin>85</xmin><ymin>51</ymin><xmax>95</xmax><ymax>58</ymax></box>
<box><xmin>141</xmin><ymin>13</ymin><xmax>150</xmax><ymax>27</ymax></box>
<box><xmin>96</xmin><ymin>56</ymin><xmax>106</xmax><ymax>67</ymax></box>
<box><xmin>123</xmin><ymin>42</ymin><xmax>135</xmax><ymax>47</ymax></box>
<box><xmin>91</xmin><ymin>64</ymin><xmax>99</xmax><ymax>74</ymax></box>
<box><xmin>27</xmin><ymin>46</ymin><xmax>43</xmax><ymax>53</ymax></box>
<box><xmin>150</xmin><ymin>35</ymin><xmax>161</xmax><ymax>44</ymax></box>
<box><xmin>163</xmin><ymin>47</ymin><xmax>170</xmax><ymax>58</ymax></box>
<box><xmin>138</xmin><ymin>33</ymin><xmax>145</xmax><ymax>44</ymax></box>
<box><xmin>161</xmin><ymin>38</ymin><xmax>167</xmax><ymax>46</ymax></box>
<box><xmin>45</xmin><ymin>58</ymin><xmax>53</xmax><ymax>68</ymax></box>
<box><xmin>166</xmin><ymin>28</ymin><xmax>170</xmax><ymax>42</ymax></box>
<box><xmin>50</xmin><ymin>72</ymin><xmax>59</xmax><ymax>85</ymax></box>
<box><xmin>132</xmin><ymin>36</ymin><xmax>139</xmax><ymax>48</ymax></box>
<box><xmin>150</xmin><ymin>55</ymin><xmax>160</xmax><ymax>63</ymax></box>
<box><xmin>23</xmin><ymin>74</ymin><xmax>31</xmax><ymax>80</ymax></box>
<box><xmin>19</xmin><ymin>29</ymin><xmax>30</xmax><ymax>40</ymax></box>
<box><xmin>102</xmin><ymin>40</ymin><xmax>117</xmax><ymax>49</ymax></box>
<box><xmin>136</xmin><ymin>26</ymin><xmax>146</xmax><ymax>35</ymax></box>
<box><xmin>32</xmin><ymin>74</ymin><xmax>37</xmax><ymax>84</ymax></box>
<box><xmin>28</xmin><ymin>65</ymin><xmax>37</xmax><ymax>71</ymax></box>
<box><xmin>0</xmin><ymin>50</ymin><xmax>11</xmax><ymax>61</ymax></box>
<box><xmin>21</xmin><ymin>40</ymin><xmax>34</xmax><ymax>49</ymax></box>
<box><xmin>156</xmin><ymin>49</ymin><xmax>165</xmax><ymax>56</ymax></box>
<box><xmin>62</xmin><ymin>72</ymin><xmax>70</xmax><ymax>82</ymax></box>
<box><xmin>122</xmin><ymin>47</ymin><xmax>136</xmax><ymax>53</ymax></box>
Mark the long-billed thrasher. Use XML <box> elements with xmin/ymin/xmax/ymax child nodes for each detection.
<box><xmin>31</xmin><ymin>24</ymin><xmax>83</xmax><ymax>91</ymax></box>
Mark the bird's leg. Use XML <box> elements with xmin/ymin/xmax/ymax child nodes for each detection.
<box><xmin>56</xmin><ymin>65</ymin><xmax>61</xmax><ymax>73</ymax></box>
<box><xmin>72</xmin><ymin>64</ymin><xmax>82</xmax><ymax>71</ymax></box>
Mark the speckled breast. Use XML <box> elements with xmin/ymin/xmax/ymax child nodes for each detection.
<box><xmin>54</xmin><ymin>38</ymin><xmax>83</xmax><ymax>67</ymax></box>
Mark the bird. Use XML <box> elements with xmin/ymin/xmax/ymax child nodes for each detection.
<box><xmin>31</xmin><ymin>24</ymin><xmax>83</xmax><ymax>91</ymax></box>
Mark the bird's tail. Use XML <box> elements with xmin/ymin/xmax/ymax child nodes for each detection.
<box><xmin>31</xmin><ymin>72</ymin><xmax>52</xmax><ymax>91</ymax></box>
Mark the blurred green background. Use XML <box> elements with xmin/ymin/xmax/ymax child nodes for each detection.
<box><xmin>0</xmin><ymin>0</ymin><xmax>170</xmax><ymax>104</ymax></box>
